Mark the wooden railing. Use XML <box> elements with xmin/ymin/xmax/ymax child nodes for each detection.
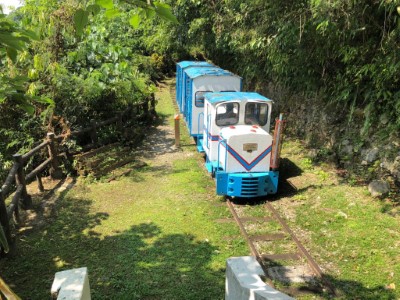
<box><xmin>0</xmin><ymin>99</ymin><xmax>155</xmax><ymax>249</ymax></box>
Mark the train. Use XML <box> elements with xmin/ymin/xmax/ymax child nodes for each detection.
<box><xmin>175</xmin><ymin>61</ymin><xmax>285</xmax><ymax>198</ymax></box>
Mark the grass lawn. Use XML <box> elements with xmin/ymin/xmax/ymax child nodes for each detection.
<box><xmin>0</xmin><ymin>80</ymin><xmax>248</xmax><ymax>299</ymax></box>
<box><xmin>1</xmin><ymin>79</ymin><xmax>399</xmax><ymax>299</ymax></box>
<box><xmin>275</xmin><ymin>140</ymin><xmax>400</xmax><ymax>299</ymax></box>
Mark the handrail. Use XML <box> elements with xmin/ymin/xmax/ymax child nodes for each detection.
<box><xmin>7</xmin><ymin>185</ymin><xmax>23</xmax><ymax>220</ymax></box>
<box><xmin>0</xmin><ymin>96</ymin><xmax>156</xmax><ymax>251</ymax></box>
<box><xmin>1</xmin><ymin>164</ymin><xmax>19</xmax><ymax>199</ymax></box>
<box><xmin>25</xmin><ymin>158</ymin><xmax>52</xmax><ymax>183</ymax></box>
<box><xmin>21</xmin><ymin>140</ymin><xmax>49</xmax><ymax>163</ymax></box>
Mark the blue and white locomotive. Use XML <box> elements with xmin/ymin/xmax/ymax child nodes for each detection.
<box><xmin>176</xmin><ymin>61</ymin><xmax>284</xmax><ymax>198</ymax></box>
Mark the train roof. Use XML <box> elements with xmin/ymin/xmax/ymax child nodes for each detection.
<box><xmin>177</xmin><ymin>61</ymin><xmax>214</xmax><ymax>68</ymax></box>
<box><xmin>184</xmin><ymin>67</ymin><xmax>241</xmax><ymax>79</ymax></box>
<box><xmin>204</xmin><ymin>92</ymin><xmax>272</xmax><ymax>104</ymax></box>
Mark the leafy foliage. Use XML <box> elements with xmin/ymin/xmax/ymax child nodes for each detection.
<box><xmin>0</xmin><ymin>0</ymin><xmax>177</xmax><ymax>182</ymax></box>
<box><xmin>0</xmin><ymin>9</ymin><xmax>39</xmax><ymax>113</ymax></box>
<box><xmin>162</xmin><ymin>0</ymin><xmax>400</xmax><ymax>139</ymax></box>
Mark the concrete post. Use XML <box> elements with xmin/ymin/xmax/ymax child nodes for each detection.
<box><xmin>51</xmin><ymin>267</ymin><xmax>91</xmax><ymax>300</ymax></box>
<box><xmin>225</xmin><ymin>256</ymin><xmax>294</xmax><ymax>300</ymax></box>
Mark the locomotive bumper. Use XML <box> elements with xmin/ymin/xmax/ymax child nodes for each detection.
<box><xmin>215</xmin><ymin>171</ymin><xmax>279</xmax><ymax>198</ymax></box>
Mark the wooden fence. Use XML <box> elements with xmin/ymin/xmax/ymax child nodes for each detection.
<box><xmin>0</xmin><ymin>99</ymin><xmax>155</xmax><ymax>249</ymax></box>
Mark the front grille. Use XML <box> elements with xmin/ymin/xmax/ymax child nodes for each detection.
<box><xmin>240</xmin><ymin>177</ymin><xmax>259</xmax><ymax>197</ymax></box>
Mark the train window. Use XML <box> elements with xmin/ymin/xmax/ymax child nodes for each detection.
<box><xmin>245</xmin><ymin>102</ymin><xmax>269</xmax><ymax>126</ymax></box>
<box><xmin>195</xmin><ymin>91</ymin><xmax>210</xmax><ymax>107</ymax></box>
<box><xmin>216</xmin><ymin>102</ymin><xmax>240</xmax><ymax>126</ymax></box>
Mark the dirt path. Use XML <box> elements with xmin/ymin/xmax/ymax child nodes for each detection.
<box><xmin>21</xmin><ymin>80</ymin><xmax>187</xmax><ymax>229</ymax></box>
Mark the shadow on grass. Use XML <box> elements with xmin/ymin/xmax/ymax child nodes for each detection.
<box><xmin>264</xmin><ymin>157</ymin><xmax>305</xmax><ymax>201</ymax></box>
<box><xmin>153</xmin><ymin>111</ymin><xmax>170</xmax><ymax>126</ymax></box>
<box><xmin>123</xmin><ymin>163</ymin><xmax>197</xmax><ymax>185</ymax></box>
<box><xmin>280</xmin><ymin>157</ymin><xmax>303</xmax><ymax>180</ymax></box>
<box><xmin>0</xmin><ymin>192</ymin><xmax>223</xmax><ymax>300</ymax></box>
<box><xmin>16</xmin><ymin>177</ymin><xmax>78</xmax><ymax>237</ymax></box>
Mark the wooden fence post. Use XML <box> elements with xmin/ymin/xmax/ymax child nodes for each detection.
<box><xmin>47</xmin><ymin>133</ymin><xmax>63</xmax><ymax>180</ymax></box>
<box><xmin>129</xmin><ymin>105</ymin><xmax>135</xmax><ymax>123</ymax></box>
<box><xmin>117</xmin><ymin>112</ymin><xmax>123</xmax><ymax>127</ymax></box>
<box><xmin>117</xmin><ymin>112</ymin><xmax>124</xmax><ymax>138</ymax></box>
<box><xmin>13</xmin><ymin>154</ymin><xmax>32</xmax><ymax>209</ymax></box>
<box><xmin>143</xmin><ymin>100</ymin><xmax>149</xmax><ymax>116</ymax></box>
<box><xmin>150</xmin><ymin>93</ymin><xmax>156</xmax><ymax>116</ymax></box>
<box><xmin>0</xmin><ymin>189</ymin><xmax>12</xmax><ymax>248</ymax></box>
<box><xmin>90</xmin><ymin>119</ymin><xmax>98</xmax><ymax>145</ymax></box>
<box><xmin>174</xmin><ymin>114</ymin><xmax>180</xmax><ymax>147</ymax></box>
<box><xmin>36</xmin><ymin>175</ymin><xmax>44</xmax><ymax>192</ymax></box>
<box><xmin>121</xmin><ymin>105</ymin><xmax>132</xmax><ymax>140</ymax></box>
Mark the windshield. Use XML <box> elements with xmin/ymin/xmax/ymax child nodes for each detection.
<box><xmin>245</xmin><ymin>102</ymin><xmax>269</xmax><ymax>126</ymax></box>
<box><xmin>216</xmin><ymin>102</ymin><xmax>239</xmax><ymax>126</ymax></box>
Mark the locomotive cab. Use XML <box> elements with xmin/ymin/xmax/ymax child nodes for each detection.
<box><xmin>202</xmin><ymin>92</ymin><xmax>279</xmax><ymax>198</ymax></box>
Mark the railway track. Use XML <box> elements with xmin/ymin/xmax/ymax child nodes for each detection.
<box><xmin>225</xmin><ymin>189</ymin><xmax>338</xmax><ymax>298</ymax></box>
<box><xmin>167</xmin><ymin>79</ymin><xmax>335</xmax><ymax>297</ymax></box>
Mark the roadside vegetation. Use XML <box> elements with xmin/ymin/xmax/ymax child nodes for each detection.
<box><xmin>1</xmin><ymin>0</ymin><xmax>399</xmax><ymax>299</ymax></box>
<box><xmin>161</xmin><ymin>0</ymin><xmax>400</xmax><ymax>138</ymax></box>
<box><xmin>144</xmin><ymin>0</ymin><xmax>400</xmax><ymax>192</ymax></box>
<box><xmin>0</xmin><ymin>81</ymin><xmax>248</xmax><ymax>299</ymax></box>
<box><xmin>2</xmin><ymin>0</ymin><xmax>398</xmax><ymax>198</ymax></box>
<box><xmin>0</xmin><ymin>0</ymin><xmax>175</xmax><ymax>182</ymax></box>
<box><xmin>1</xmin><ymin>80</ymin><xmax>399</xmax><ymax>299</ymax></box>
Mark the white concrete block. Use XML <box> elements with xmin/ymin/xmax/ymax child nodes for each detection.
<box><xmin>51</xmin><ymin>267</ymin><xmax>91</xmax><ymax>300</ymax></box>
<box><xmin>225</xmin><ymin>256</ymin><xmax>294</xmax><ymax>300</ymax></box>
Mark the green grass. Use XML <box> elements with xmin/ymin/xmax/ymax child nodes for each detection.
<box><xmin>1</xmin><ymin>81</ymin><xmax>399</xmax><ymax>299</ymax></box>
<box><xmin>0</xmin><ymin>79</ymin><xmax>248</xmax><ymax>299</ymax></box>
<box><xmin>276</xmin><ymin>139</ymin><xmax>400</xmax><ymax>299</ymax></box>
<box><xmin>156</xmin><ymin>81</ymin><xmax>192</xmax><ymax>148</ymax></box>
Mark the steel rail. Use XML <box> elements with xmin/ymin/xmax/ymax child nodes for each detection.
<box><xmin>226</xmin><ymin>196</ymin><xmax>337</xmax><ymax>297</ymax></box>
<box><xmin>265</xmin><ymin>201</ymin><xmax>337</xmax><ymax>296</ymax></box>
<box><xmin>226</xmin><ymin>199</ymin><xmax>258</xmax><ymax>258</ymax></box>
